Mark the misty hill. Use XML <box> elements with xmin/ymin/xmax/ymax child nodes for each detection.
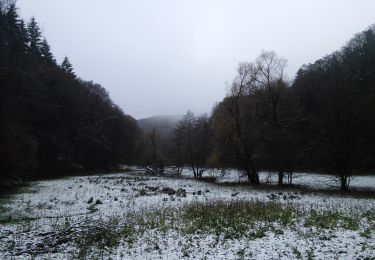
<box><xmin>138</xmin><ymin>115</ymin><xmax>182</xmax><ymax>139</ymax></box>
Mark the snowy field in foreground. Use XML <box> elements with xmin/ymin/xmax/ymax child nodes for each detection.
<box><xmin>0</xmin><ymin>170</ymin><xmax>375</xmax><ymax>259</ymax></box>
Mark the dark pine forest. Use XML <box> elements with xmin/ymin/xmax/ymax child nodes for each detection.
<box><xmin>0</xmin><ymin>2</ymin><xmax>142</xmax><ymax>185</ymax></box>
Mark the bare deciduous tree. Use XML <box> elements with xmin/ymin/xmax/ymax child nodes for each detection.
<box><xmin>145</xmin><ymin>128</ymin><xmax>164</xmax><ymax>175</ymax></box>
<box><xmin>173</xmin><ymin>111</ymin><xmax>211</xmax><ymax>179</ymax></box>
<box><xmin>224</xmin><ymin>61</ymin><xmax>260</xmax><ymax>184</ymax></box>
<box><xmin>252</xmin><ymin>51</ymin><xmax>306</xmax><ymax>186</ymax></box>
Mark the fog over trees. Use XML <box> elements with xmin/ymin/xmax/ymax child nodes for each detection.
<box><xmin>1</xmin><ymin>0</ymin><xmax>375</xmax><ymax>192</ymax></box>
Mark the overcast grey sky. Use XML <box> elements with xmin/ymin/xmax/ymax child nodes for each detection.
<box><xmin>17</xmin><ymin>0</ymin><xmax>375</xmax><ymax>119</ymax></box>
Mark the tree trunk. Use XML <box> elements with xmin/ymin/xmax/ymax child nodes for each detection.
<box><xmin>340</xmin><ymin>176</ymin><xmax>348</xmax><ymax>191</ymax></box>
<box><xmin>254</xmin><ymin>173</ymin><xmax>260</xmax><ymax>185</ymax></box>
<box><xmin>246</xmin><ymin>165</ymin><xmax>260</xmax><ymax>185</ymax></box>
<box><xmin>278</xmin><ymin>171</ymin><xmax>284</xmax><ymax>186</ymax></box>
<box><xmin>288</xmin><ymin>172</ymin><xmax>293</xmax><ymax>185</ymax></box>
<box><xmin>251</xmin><ymin>165</ymin><xmax>260</xmax><ymax>185</ymax></box>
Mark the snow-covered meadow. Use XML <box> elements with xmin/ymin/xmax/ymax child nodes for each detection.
<box><xmin>1</xmin><ymin>169</ymin><xmax>375</xmax><ymax>259</ymax></box>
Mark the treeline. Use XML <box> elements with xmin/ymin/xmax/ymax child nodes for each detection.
<box><xmin>145</xmin><ymin>25</ymin><xmax>375</xmax><ymax>191</ymax></box>
<box><xmin>0</xmin><ymin>1</ymin><xmax>142</xmax><ymax>185</ymax></box>
<box><xmin>1</xmin><ymin>1</ymin><xmax>375</xmax><ymax>191</ymax></box>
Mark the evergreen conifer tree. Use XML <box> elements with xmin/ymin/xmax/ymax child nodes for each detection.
<box><xmin>27</xmin><ymin>16</ymin><xmax>41</xmax><ymax>54</ymax></box>
<box><xmin>60</xmin><ymin>56</ymin><xmax>75</xmax><ymax>76</ymax></box>
<box><xmin>40</xmin><ymin>38</ymin><xmax>55</xmax><ymax>63</ymax></box>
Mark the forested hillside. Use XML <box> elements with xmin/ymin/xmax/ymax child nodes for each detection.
<box><xmin>292</xmin><ymin>26</ymin><xmax>375</xmax><ymax>189</ymax></box>
<box><xmin>0</xmin><ymin>2</ymin><xmax>142</xmax><ymax>186</ymax></box>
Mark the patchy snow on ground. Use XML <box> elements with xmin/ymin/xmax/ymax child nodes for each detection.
<box><xmin>1</xmin><ymin>169</ymin><xmax>375</xmax><ymax>259</ymax></box>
